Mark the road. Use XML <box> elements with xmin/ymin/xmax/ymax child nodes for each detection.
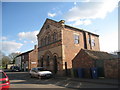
<box><xmin>6</xmin><ymin>72</ymin><xmax>118</xmax><ymax>89</ymax></box>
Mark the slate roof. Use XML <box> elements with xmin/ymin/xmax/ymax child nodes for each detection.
<box><xmin>65</xmin><ymin>25</ymin><xmax>99</xmax><ymax>36</ymax></box>
<box><xmin>16</xmin><ymin>50</ymin><xmax>33</xmax><ymax>57</ymax></box>
<box><xmin>81</xmin><ymin>49</ymin><xmax>116</xmax><ymax>60</ymax></box>
<box><xmin>38</xmin><ymin>18</ymin><xmax>99</xmax><ymax>37</ymax></box>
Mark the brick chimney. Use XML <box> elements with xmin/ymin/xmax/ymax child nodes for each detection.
<box><xmin>59</xmin><ymin>20</ymin><xmax>65</xmax><ymax>25</ymax></box>
<box><xmin>34</xmin><ymin>45</ymin><xmax>38</xmax><ymax>49</ymax></box>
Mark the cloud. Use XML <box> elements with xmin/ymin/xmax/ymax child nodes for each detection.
<box><xmin>100</xmin><ymin>31</ymin><xmax>118</xmax><ymax>53</ymax></box>
<box><xmin>18</xmin><ymin>30</ymin><xmax>39</xmax><ymax>43</ymax></box>
<box><xmin>0</xmin><ymin>36</ymin><xmax>7</xmax><ymax>41</ymax></box>
<box><xmin>0</xmin><ymin>41</ymin><xmax>23</xmax><ymax>54</ymax></box>
<box><xmin>74</xmin><ymin>2</ymin><xmax>77</xmax><ymax>5</ymax></box>
<box><xmin>64</xmin><ymin>0</ymin><xmax>119</xmax><ymax>25</ymax></box>
<box><xmin>71</xmin><ymin>19</ymin><xmax>92</xmax><ymax>26</ymax></box>
<box><xmin>48</xmin><ymin>12</ymin><xmax>56</xmax><ymax>17</ymax></box>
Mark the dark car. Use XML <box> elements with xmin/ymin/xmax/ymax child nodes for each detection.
<box><xmin>0</xmin><ymin>70</ymin><xmax>10</xmax><ymax>89</ymax></box>
<box><xmin>10</xmin><ymin>66</ymin><xmax>20</xmax><ymax>72</ymax></box>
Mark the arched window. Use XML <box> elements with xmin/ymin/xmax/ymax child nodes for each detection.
<box><xmin>41</xmin><ymin>57</ymin><xmax>43</xmax><ymax>67</ymax></box>
<box><xmin>46</xmin><ymin>56</ymin><xmax>50</xmax><ymax>66</ymax></box>
<box><xmin>41</xmin><ymin>38</ymin><xmax>43</xmax><ymax>46</ymax></box>
<box><xmin>53</xmin><ymin>32</ymin><xmax>57</xmax><ymax>42</ymax></box>
<box><xmin>43</xmin><ymin>38</ymin><xmax>45</xmax><ymax>46</ymax></box>
<box><xmin>45</xmin><ymin>36</ymin><xmax>47</xmax><ymax>45</ymax></box>
<box><xmin>48</xmin><ymin>34</ymin><xmax>51</xmax><ymax>44</ymax></box>
<box><xmin>53</xmin><ymin>56</ymin><xmax>58</xmax><ymax>74</ymax></box>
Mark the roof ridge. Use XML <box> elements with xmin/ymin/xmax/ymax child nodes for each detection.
<box><xmin>82</xmin><ymin>49</ymin><xmax>108</xmax><ymax>53</ymax></box>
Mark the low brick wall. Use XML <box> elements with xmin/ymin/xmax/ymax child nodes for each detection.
<box><xmin>104</xmin><ymin>59</ymin><xmax>119</xmax><ymax>79</ymax></box>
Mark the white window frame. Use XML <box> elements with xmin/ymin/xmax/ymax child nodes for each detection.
<box><xmin>74</xmin><ymin>34</ymin><xmax>79</xmax><ymax>44</ymax></box>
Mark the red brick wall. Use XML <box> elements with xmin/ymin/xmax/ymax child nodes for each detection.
<box><xmin>62</xmin><ymin>28</ymin><xmax>84</xmax><ymax>69</ymax></box>
<box><xmin>29</xmin><ymin>48</ymin><xmax>38</xmax><ymax>69</ymax></box>
<box><xmin>72</xmin><ymin>50</ymin><xmax>95</xmax><ymax>78</ymax></box>
<box><xmin>104</xmin><ymin>59</ymin><xmax>119</xmax><ymax>79</ymax></box>
<box><xmin>62</xmin><ymin>27</ymin><xmax>99</xmax><ymax>69</ymax></box>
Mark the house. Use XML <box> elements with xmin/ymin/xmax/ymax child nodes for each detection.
<box><xmin>72</xmin><ymin>49</ymin><xmax>118</xmax><ymax>78</ymax></box>
<box><xmin>15</xmin><ymin>55</ymin><xmax>22</xmax><ymax>70</ymax></box>
<box><xmin>37</xmin><ymin>18</ymin><xmax>100</xmax><ymax>76</ymax></box>
<box><xmin>15</xmin><ymin>45</ymin><xmax>38</xmax><ymax>71</ymax></box>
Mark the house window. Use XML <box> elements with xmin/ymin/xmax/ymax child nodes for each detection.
<box><xmin>91</xmin><ymin>39</ymin><xmax>95</xmax><ymax>46</ymax></box>
<box><xmin>88</xmin><ymin>38</ymin><xmax>91</xmax><ymax>44</ymax></box>
<box><xmin>22</xmin><ymin>56</ymin><xmax>24</xmax><ymax>59</ymax></box>
<box><xmin>74</xmin><ymin>35</ymin><xmax>79</xmax><ymax>44</ymax></box>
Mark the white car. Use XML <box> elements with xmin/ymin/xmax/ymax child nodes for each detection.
<box><xmin>29</xmin><ymin>67</ymin><xmax>53</xmax><ymax>79</ymax></box>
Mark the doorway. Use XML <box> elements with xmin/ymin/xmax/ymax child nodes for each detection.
<box><xmin>53</xmin><ymin>56</ymin><xmax>58</xmax><ymax>74</ymax></box>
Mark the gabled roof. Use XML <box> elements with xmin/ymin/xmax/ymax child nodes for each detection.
<box><xmin>81</xmin><ymin>49</ymin><xmax>116</xmax><ymax>60</ymax></box>
<box><xmin>37</xmin><ymin>18</ymin><xmax>99</xmax><ymax>37</ymax></box>
<box><xmin>17</xmin><ymin>50</ymin><xmax>33</xmax><ymax>57</ymax></box>
<box><xmin>37</xmin><ymin>18</ymin><xmax>58</xmax><ymax>36</ymax></box>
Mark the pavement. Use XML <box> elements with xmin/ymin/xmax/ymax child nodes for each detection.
<box><xmin>54</xmin><ymin>76</ymin><xmax>119</xmax><ymax>86</ymax></box>
<box><xmin>3</xmin><ymin>69</ymin><xmax>119</xmax><ymax>88</ymax></box>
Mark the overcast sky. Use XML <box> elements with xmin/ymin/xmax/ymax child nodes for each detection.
<box><xmin>1</xmin><ymin>0</ymin><xmax>119</xmax><ymax>55</ymax></box>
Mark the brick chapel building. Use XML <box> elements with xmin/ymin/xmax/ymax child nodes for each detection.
<box><xmin>37</xmin><ymin>18</ymin><xmax>100</xmax><ymax>75</ymax></box>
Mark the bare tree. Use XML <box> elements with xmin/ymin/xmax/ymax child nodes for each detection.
<box><xmin>0</xmin><ymin>51</ymin><xmax>5</xmax><ymax>67</ymax></box>
<box><xmin>0</xmin><ymin>50</ymin><xmax>5</xmax><ymax>60</ymax></box>
<box><xmin>2</xmin><ymin>56</ymin><xmax>10</xmax><ymax>67</ymax></box>
<box><xmin>8</xmin><ymin>53</ymin><xmax>20</xmax><ymax>64</ymax></box>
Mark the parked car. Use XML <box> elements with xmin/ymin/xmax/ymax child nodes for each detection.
<box><xmin>0</xmin><ymin>70</ymin><xmax>10</xmax><ymax>89</ymax></box>
<box><xmin>10</xmin><ymin>66</ymin><xmax>20</xmax><ymax>72</ymax></box>
<box><xmin>29</xmin><ymin>67</ymin><xmax>53</xmax><ymax>79</ymax></box>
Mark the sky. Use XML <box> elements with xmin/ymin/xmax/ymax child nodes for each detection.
<box><xmin>0</xmin><ymin>0</ymin><xmax>119</xmax><ymax>55</ymax></box>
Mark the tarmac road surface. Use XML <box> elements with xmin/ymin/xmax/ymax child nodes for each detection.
<box><xmin>6</xmin><ymin>71</ymin><xmax>118</xmax><ymax>89</ymax></box>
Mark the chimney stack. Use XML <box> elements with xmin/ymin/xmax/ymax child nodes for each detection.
<box><xmin>34</xmin><ymin>45</ymin><xmax>38</xmax><ymax>49</ymax></box>
<box><xmin>59</xmin><ymin>20</ymin><xmax>65</xmax><ymax>25</ymax></box>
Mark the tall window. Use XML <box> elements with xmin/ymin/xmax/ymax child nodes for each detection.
<box><xmin>53</xmin><ymin>32</ymin><xmax>57</xmax><ymax>42</ymax></box>
<box><xmin>41</xmin><ymin>58</ymin><xmax>43</xmax><ymax>67</ymax></box>
<box><xmin>43</xmin><ymin>39</ymin><xmax>45</xmax><ymax>46</ymax></box>
<box><xmin>46</xmin><ymin>56</ymin><xmax>50</xmax><ymax>66</ymax></box>
<box><xmin>48</xmin><ymin>35</ymin><xmax>51</xmax><ymax>44</ymax></box>
<box><xmin>45</xmin><ymin>36</ymin><xmax>49</xmax><ymax>45</ymax></box>
<box><xmin>91</xmin><ymin>39</ymin><xmax>95</xmax><ymax>46</ymax></box>
<box><xmin>74</xmin><ymin>35</ymin><xmax>79</xmax><ymax>44</ymax></box>
<box><xmin>41</xmin><ymin>39</ymin><xmax>43</xmax><ymax>46</ymax></box>
<box><xmin>46</xmin><ymin>25</ymin><xmax>50</xmax><ymax>29</ymax></box>
<box><xmin>53</xmin><ymin>56</ymin><xmax>58</xmax><ymax>74</ymax></box>
<box><xmin>22</xmin><ymin>56</ymin><xmax>24</xmax><ymax>59</ymax></box>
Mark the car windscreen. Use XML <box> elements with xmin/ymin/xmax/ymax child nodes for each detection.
<box><xmin>37</xmin><ymin>68</ymin><xmax>46</xmax><ymax>71</ymax></box>
<box><xmin>14</xmin><ymin>66</ymin><xmax>19</xmax><ymax>69</ymax></box>
<box><xmin>0</xmin><ymin>72</ymin><xmax>7</xmax><ymax>79</ymax></box>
